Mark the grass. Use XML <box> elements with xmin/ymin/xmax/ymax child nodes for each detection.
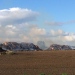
<box><xmin>0</xmin><ymin>50</ymin><xmax>75</xmax><ymax>75</ymax></box>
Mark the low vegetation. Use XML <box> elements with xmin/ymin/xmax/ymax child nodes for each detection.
<box><xmin>0</xmin><ymin>50</ymin><xmax>15</xmax><ymax>55</ymax></box>
<box><xmin>6</xmin><ymin>50</ymin><xmax>15</xmax><ymax>55</ymax></box>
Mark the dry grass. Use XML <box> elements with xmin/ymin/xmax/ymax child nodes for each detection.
<box><xmin>0</xmin><ymin>50</ymin><xmax>75</xmax><ymax>75</ymax></box>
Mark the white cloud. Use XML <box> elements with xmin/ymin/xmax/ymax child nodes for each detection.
<box><xmin>29</xmin><ymin>27</ymin><xmax>46</xmax><ymax>36</ymax></box>
<box><xmin>50</xmin><ymin>29</ymin><xmax>64</xmax><ymax>36</ymax></box>
<box><xmin>64</xmin><ymin>33</ymin><xmax>75</xmax><ymax>41</ymax></box>
<box><xmin>0</xmin><ymin>23</ymin><xmax>75</xmax><ymax>47</ymax></box>
<box><xmin>0</xmin><ymin>7</ymin><xmax>41</xmax><ymax>43</ymax></box>
<box><xmin>5</xmin><ymin>25</ymin><xmax>16</xmax><ymax>29</ymax></box>
<box><xmin>0</xmin><ymin>7</ymin><xmax>39</xmax><ymax>25</ymax></box>
<box><xmin>42</xmin><ymin>29</ymin><xmax>75</xmax><ymax>46</ymax></box>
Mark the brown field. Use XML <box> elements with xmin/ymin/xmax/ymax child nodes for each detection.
<box><xmin>0</xmin><ymin>50</ymin><xmax>75</xmax><ymax>75</ymax></box>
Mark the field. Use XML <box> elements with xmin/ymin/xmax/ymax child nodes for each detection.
<box><xmin>0</xmin><ymin>50</ymin><xmax>75</xmax><ymax>75</ymax></box>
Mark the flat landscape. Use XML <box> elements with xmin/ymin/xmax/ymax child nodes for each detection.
<box><xmin>0</xmin><ymin>50</ymin><xmax>75</xmax><ymax>75</ymax></box>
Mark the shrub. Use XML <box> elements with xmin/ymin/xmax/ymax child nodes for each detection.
<box><xmin>39</xmin><ymin>73</ymin><xmax>45</xmax><ymax>75</ymax></box>
<box><xmin>24</xmin><ymin>73</ymin><xmax>27</xmax><ymax>75</ymax></box>
<box><xmin>6</xmin><ymin>50</ymin><xmax>15</xmax><ymax>55</ymax></box>
<box><xmin>62</xmin><ymin>73</ymin><xmax>67</xmax><ymax>75</ymax></box>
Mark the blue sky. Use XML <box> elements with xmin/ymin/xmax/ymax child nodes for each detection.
<box><xmin>0</xmin><ymin>0</ymin><xmax>75</xmax><ymax>46</ymax></box>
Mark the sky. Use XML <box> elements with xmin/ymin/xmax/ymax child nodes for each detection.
<box><xmin>0</xmin><ymin>0</ymin><xmax>75</xmax><ymax>47</ymax></box>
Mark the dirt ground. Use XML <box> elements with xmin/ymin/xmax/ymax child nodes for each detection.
<box><xmin>0</xmin><ymin>50</ymin><xmax>75</xmax><ymax>75</ymax></box>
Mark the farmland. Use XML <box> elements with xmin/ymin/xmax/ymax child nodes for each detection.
<box><xmin>0</xmin><ymin>50</ymin><xmax>75</xmax><ymax>75</ymax></box>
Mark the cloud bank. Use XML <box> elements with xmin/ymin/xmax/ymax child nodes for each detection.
<box><xmin>0</xmin><ymin>7</ymin><xmax>75</xmax><ymax>47</ymax></box>
<box><xmin>0</xmin><ymin>7</ymin><xmax>39</xmax><ymax>25</ymax></box>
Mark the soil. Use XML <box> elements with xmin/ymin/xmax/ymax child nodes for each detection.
<box><xmin>0</xmin><ymin>50</ymin><xmax>75</xmax><ymax>75</ymax></box>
